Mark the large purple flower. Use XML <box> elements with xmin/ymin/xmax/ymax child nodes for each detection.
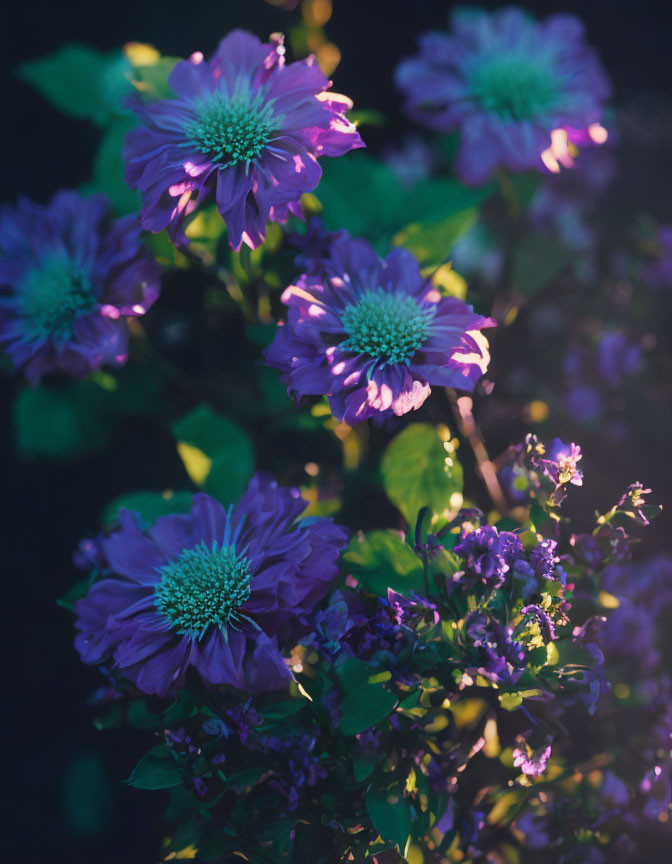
<box><xmin>264</xmin><ymin>234</ymin><xmax>494</xmax><ymax>424</ymax></box>
<box><xmin>0</xmin><ymin>191</ymin><xmax>159</xmax><ymax>384</ymax></box>
<box><xmin>124</xmin><ymin>30</ymin><xmax>364</xmax><ymax>250</ymax></box>
<box><xmin>74</xmin><ymin>474</ymin><xmax>348</xmax><ymax>697</ymax></box>
<box><xmin>395</xmin><ymin>7</ymin><xmax>610</xmax><ymax>185</ymax></box>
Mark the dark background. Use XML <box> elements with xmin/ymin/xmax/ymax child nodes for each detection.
<box><xmin>2</xmin><ymin>1</ymin><xmax>671</xmax><ymax>862</ymax></box>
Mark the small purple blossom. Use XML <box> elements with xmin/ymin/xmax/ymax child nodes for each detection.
<box><xmin>454</xmin><ymin>526</ymin><xmax>524</xmax><ymax>589</ymax></box>
<box><xmin>124</xmin><ymin>30</ymin><xmax>363</xmax><ymax>250</ymax></box>
<box><xmin>0</xmin><ymin>191</ymin><xmax>160</xmax><ymax>384</ymax></box>
<box><xmin>546</xmin><ymin>438</ymin><xmax>583</xmax><ymax>487</ymax></box>
<box><xmin>395</xmin><ymin>8</ymin><xmax>610</xmax><ymax>185</ymax></box>
<box><xmin>512</xmin><ymin>736</ymin><xmax>552</xmax><ymax>776</ymax></box>
<box><xmin>265</xmin><ymin>233</ymin><xmax>494</xmax><ymax>424</ymax></box>
<box><xmin>74</xmin><ymin>474</ymin><xmax>348</xmax><ymax>697</ymax></box>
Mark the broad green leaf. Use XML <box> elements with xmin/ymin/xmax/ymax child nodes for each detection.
<box><xmin>91</xmin><ymin>116</ymin><xmax>141</xmax><ymax>214</ymax></box>
<box><xmin>316</xmin><ymin>153</ymin><xmax>493</xmax><ymax>252</ymax></box>
<box><xmin>17</xmin><ymin>44</ymin><xmax>130</xmax><ymax>125</ymax></box>
<box><xmin>339</xmin><ymin>684</ymin><xmax>398</xmax><ymax>735</ymax></box>
<box><xmin>172</xmin><ymin>404</ymin><xmax>255</xmax><ymax>505</ymax></box>
<box><xmin>126</xmin><ymin>746</ymin><xmax>183</xmax><ymax>790</ymax></box>
<box><xmin>131</xmin><ymin>56</ymin><xmax>179</xmax><ymax>101</ymax></box>
<box><xmin>13</xmin><ymin>383</ymin><xmax>110</xmax><ymax>460</ymax></box>
<box><xmin>365</xmin><ymin>783</ymin><xmax>411</xmax><ymax>852</ymax></box>
<box><xmin>102</xmin><ymin>490</ymin><xmax>193</xmax><ymax>527</ymax></box>
<box><xmin>382</xmin><ymin>423</ymin><xmax>463</xmax><ymax>525</ymax></box>
<box><xmin>342</xmin><ymin>530</ymin><xmax>425</xmax><ymax>595</ymax></box>
<box><xmin>394</xmin><ymin>208</ymin><xmax>477</xmax><ymax>267</ymax></box>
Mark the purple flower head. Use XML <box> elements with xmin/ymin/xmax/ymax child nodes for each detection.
<box><xmin>529</xmin><ymin>539</ymin><xmax>560</xmax><ymax>580</ymax></box>
<box><xmin>597</xmin><ymin>331</ymin><xmax>641</xmax><ymax>387</ymax></box>
<box><xmin>512</xmin><ymin>736</ymin><xmax>552</xmax><ymax>777</ymax></box>
<box><xmin>546</xmin><ymin>438</ymin><xmax>583</xmax><ymax>487</ymax></box>
<box><xmin>74</xmin><ymin>474</ymin><xmax>348</xmax><ymax>697</ymax></box>
<box><xmin>265</xmin><ymin>233</ymin><xmax>495</xmax><ymax>424</ymax></box>
<box><xmin>454</xmin><ymin>526</ymin><xmax>523</xmax><ymax>589</ymax></box>
<box><xmin>0</xmin><ymin>191</ymin><xmax>160</xmax><ymax>384</ymax></box>
<box><xmin>464</xmin><ymin>611</ymin><xmax>526</xmax><ymax>684</ymax></box>
<box><xmin>124</xmin><ymin>30</ymin><xmax>364</xmax><ymax>250</ymax></box>
<box><xmin>395</xmin><ymin>8</ymin><xmax>610</xmax><ymax>185</ymax></box>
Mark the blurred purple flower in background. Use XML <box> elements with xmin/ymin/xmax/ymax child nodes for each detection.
<box><xmin>395</xmin><ymin>7</ymin><xmax>609</xmax><ymax>185</ymax></box>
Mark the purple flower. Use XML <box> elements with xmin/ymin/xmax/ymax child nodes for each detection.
<box><xmin>124</xmin><ymin>30</ymin><xmax>363</xmax><ymax>250</ymax></box>
<box><xmin>265</xmin><ymin>233</ymin><xmax>494</xmax><ymax>424</ymax></box>
<box><xmin>454</xmin><ymin>526</ymin><xmax>524</xmax><ymax>588</ymax></box>
<box><xmin>597</xmin><ymin>331</ymin><xmax>641</xmax><ymax>387</ymax></box>
<box><xmin>464</xmin><ymin>611</ymin><xmax>526</xmax><ymax>684</ymax></box>
<box><xmin>395</xmin><ymin>8</ymin><xmax>609</xmax><ymax>185</ymax></box>
<box><xmin>74</xmin><ymin>474</ymin><xmax>348</xmax><ymax>697</ymax></box>
<box><xmin>0</xmin><ymin>191</ymin><xmax>159</xmax><ymax>384</ymax></box>
<box><xmin>546</xmin><ymin>438</ymin><xmax>583</xmax><ymax>487</ymax></box>
<box><xmin>512</xmin><ymin>736</ymin><xmax>552</xmax><ymax>776</ymax></box>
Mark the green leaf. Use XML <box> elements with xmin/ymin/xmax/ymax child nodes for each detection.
<box><xmin>339</xmin><ymin>684</ymin><xmax>398</xmax><ymax>736</ymax></box>
<box><xmin>342</xmin><ymin>531</ymin><xmax>425</xmax><ymax>595</ymax></box>
<box><xmin>172</xmin><ymin>404</ymin><xmax>255</xmax><ymax>505</ymax></box>
<box><xmin>13</xmin><ymin>383</ymin><xmax>110</xmax><ymax>460</ymax></box>
<box><xmin>17</xmin><ymin>44</ymin><xmax>129</xmax><ymax>126</ymax></box>
<box><xmin>393</xmin><ymin>208</ymin><xmax>477</xmax><ymax>267</ymax></box>
<box><xmin>90</xmin><ymin>116</ymin><xmax>142</xmax><ymax>214</ymax></box>
<box><xmin>365</xmin><ymin>783</ymin><xmax>411</xmax><ymax>852</ymax></box>
<box><xmin>57</xmin><ymin>578</ymin><xmax>91</xmax><ymax>612</ymax></box>
<box><xmin>382</xmin><ymin>423</ymin><xmax>463</xmax><ymax>526</ymax></box>
<box><xmin>499</xmin><ymin>692</ymin><xmax>523</xmax><ymax>711</ymax></box>
<box><xmin>352</xmin><ymin>748</ymin><xmax>383</xmax><ymax>782</ymax></box>
<box><xmin>131</xmin><ymin>56</ymin><xmax>179</xmax><ymax>101</ymax></box>
<box><xmin>513</xmin><ymin>235</ymin><xmax>572</xmax><ymax>297</ymax></box>
<box><xmin>126</xmin><ymin>746</ymin><xmax>183</xmax><ymax>790</ymax></box>
<box><xmin>102</xmin><ymin>490</ymin><xmax>193</xmax><ymax>528</ymax></box>
<box><xmin>316</xmin><ymin>153</ymin><xmax>493</xmax><ymax>253</ymax></box>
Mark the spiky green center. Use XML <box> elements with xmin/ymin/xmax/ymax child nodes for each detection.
<box><xmin>186</xmin><ymin>92</ymin><xmax>275</xmax><ymax>167</ymax></box>
<box><xmin>154</xmin><ymin>542</ymin><xmax>251</xmax><ymax>638</ymax></box>
<box><xmin>341</xmin><ymin>289</ymin><xmax>431</xmax><ymax>365</ymax></box>
<box><xmin>20</xmin><ymin>255</ymin><xmax>95</xmax><ymax>339</ymax></box>
<box><xmin>470</xmin><ymin>56</ymin><xmax>558</xmax><ymax>121</ymax></box>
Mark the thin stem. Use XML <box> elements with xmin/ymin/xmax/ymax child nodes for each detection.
<box><xmin>446</xmin><ymin>388</ymin><xmax>510</xmax><ymax>516</ymax></box>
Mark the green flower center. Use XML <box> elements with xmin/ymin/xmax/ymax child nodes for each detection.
<box><xmin>154</xmin><ymin>542</ymin><xmax>252</xmax><ymax>638</ymax></box>
<box><xmin>341</xmin><ymin>289</ymin><xmax>431</xmax><ymax>365</ymax></box>
<box><xmin>187</xmin><ymin>91</ymin><xmax>275</xmax><ymax>167</ymax></box>
<box><xmin>470</xmin><ymin>56</ymin><xmax>558</xmax><ymax>121</ymax></box>
<box><xmin>20</xmin><ymin>255</ymin><xmax>95</xmax><ymax>339</ymax></box>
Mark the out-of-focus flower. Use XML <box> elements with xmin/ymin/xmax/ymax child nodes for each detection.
<box><xmin>124</xmin><ymin>30</ymin><xmax>363</xmax><ymax>249</ymax></box>
<box><xmin>565</xmin><ymin>383</ymin><xmax>604</xmax><ymax>424</ymax></box>
<box><xmin>0</xmin><ymin>191</ymin><xmax>159</xmax><ymax>384</ymax></box>
<box><xmin>640</xmin><ymin>764</ymin><xmax>672</xmax><ymax>820</ymax></box>
<box><xmin>642</xmin><ymin>225</ymin><xmax>672</xmax><ymax>288</ymax></box>
<box><xmin>395</xmin><ymin>7</ymin><xmax>609</xmax><ymax>185</ymax></box>
<box><xmin>597</xmin><ymin>331</ymin><xmax>642</xmax><ymax>387</ymax></box>
<box><xmin>382</xmin><ymin>135</ymin><xmax>436</xmax><ymax>188</ymax></box>
<box><xmin>264</xmin><ymin>233</ymin><xmax>494</xmax><ymax>424</ymax></box>
<box><xmin>75</xmin><ymin>475</ymin><xmax>348</xmax><ymax>696</ymax></box>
